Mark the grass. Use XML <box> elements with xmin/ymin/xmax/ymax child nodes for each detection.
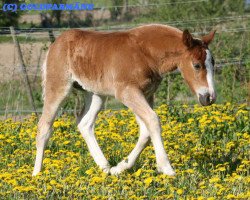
<box><xmin>0</xmin><ymin>35</ymin><xmax>49</xmax><ymax>43</ymax></box>
<box><xmin>0</xmin><ymin>103</ymin><xmax>249</xmax><ymax>199</ymax></box>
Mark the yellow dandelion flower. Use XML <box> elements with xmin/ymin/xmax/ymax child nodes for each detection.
<box><xmin>90</xmin><ymin>176</ymin><xmax>104</xmax><ymax>185</ymax></box>
<box><xmin>134</xmin><ymin>169</ymin><xmax>142</xmax><ymax>177</ymax></box>
<box><xmin>217</xmin><ymin>167</ymin><xmax>226</xmax><ymax>172</ymax></box>
<box><xmin>85</xmin><ymin>168</ymin><xmax>94</xmax><ymax>175</ymax></box>
<box><xmin>50</xmin><ymin>180</ymin><xmax>57</xmax><ymax>185</ymax></box>
<box><xmin>63</xmin><ymin>140</ymin><xmax>70</xmax><ymax>145</ymax></box>
<box><xmin>177</xmin><ymin>189</ymin><xmax>184</xmax><ymax>195</ymax></box>
<box><xmin>0</xmin><ymin>134</ymin><xmax>5</xmax><ymax>139</ymax></box>
<box><xmin>53</xmin><ymin>121</ymin><xmax>60</xmax><ymax>128</ymax></box>
<box><xmin>226</xmin><ymin>194</ymin><xmax>236</xmax><ymax>199</ymax></box>
<box><xmin>144</xmin><ymin>177</ymin><xmax>153</xmax><ymax>187</ymax></box>
<box><xmin>209</xmin><ymin>177</ymin><xmax>220</xmax><ymax>183</ymax></box>
<box><xmin>46</xmin><ymin>185</ymin><xmax>53</xmax><ymax>190</ymax></box>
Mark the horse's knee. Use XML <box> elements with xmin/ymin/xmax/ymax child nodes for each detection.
<box><xmin>78</xmin><ymin>121</ymin><xmax>93</xmax><ymax>139</ymax></box>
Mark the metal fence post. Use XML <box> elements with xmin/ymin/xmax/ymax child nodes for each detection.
<box><xmin>10</xmin><ymin>26</ymin><xmax>38</xmax><ymax>118</ymax></box>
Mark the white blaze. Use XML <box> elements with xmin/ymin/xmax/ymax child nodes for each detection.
<box><xmin>205</xmin><ymin>49</ymin><xmax>215</xmax><ymax>99</ymax></box>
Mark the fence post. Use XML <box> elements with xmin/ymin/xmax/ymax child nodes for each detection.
<box><xmin>48</xmin><ymin>29</ymin><xmax>55</xmax><ymax>43</ymax></box>
<box><xmin>10</xmin><ymin>26</ymin><xmax>38</xmax><ymax>118</ymax></box>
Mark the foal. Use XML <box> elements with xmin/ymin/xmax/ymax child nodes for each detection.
<box><xmin>32</xmin><ymin>24</ymin><xmax>216</xmax><ymax>176</ymax></box>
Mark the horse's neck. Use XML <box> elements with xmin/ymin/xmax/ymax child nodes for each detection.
<box><xmin>134</xmin><ymin>31</ymin><xmax>185</xmax><ymax>75</ymax></box>
<box><xmin>158</xmin><ymin>50</ymin><xmax>183</xmax><ymax>75</ymax></box>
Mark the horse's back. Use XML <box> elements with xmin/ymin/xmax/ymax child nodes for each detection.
<box><xmin>44</xmin><ymin>24</ymin><xmax>182</xmax><ymax>95</ymax></box>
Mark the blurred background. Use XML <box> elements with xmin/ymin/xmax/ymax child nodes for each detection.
<box><xmin>0</xmin><ymin>0</ymin><xmax>249</xmax><ymax>119</ymax></box>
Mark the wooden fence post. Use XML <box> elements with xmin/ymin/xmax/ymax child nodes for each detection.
<box><xmin>10</xmin><ymin>26</ymin><xmax>38</xmax><ymax>118</ymax></box>
<box><xmin>48</xmin><ymin>29</ymin><xmax>55</xmax><ymax>43</ymax></box>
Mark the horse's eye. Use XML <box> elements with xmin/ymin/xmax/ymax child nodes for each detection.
<box><xmin>193</xmin><ymin>63</ymin><xmax>201</xmax><ymax>70</ymax></box>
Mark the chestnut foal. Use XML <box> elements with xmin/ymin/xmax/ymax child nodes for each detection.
<box><xmin>32</xmin><ymin>24</ymin><xmax>216</xmax><ymax>176</ymax></box>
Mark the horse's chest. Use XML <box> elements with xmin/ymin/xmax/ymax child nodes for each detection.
<box><xmin>143</xmin><ymin>76</ymin><xmax>162</xmax><ymax>97</ymax></box>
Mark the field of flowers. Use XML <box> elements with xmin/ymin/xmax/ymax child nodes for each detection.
<box><xmin>0</xmin><ymin>103</ymin><xmax>249</xmax><ymax>199</ymax></box>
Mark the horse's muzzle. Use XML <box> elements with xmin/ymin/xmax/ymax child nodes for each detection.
<box><xmin>199</xmin><ymin>93</ymin><xmax>216</xmax><ymax>106</ymax></box>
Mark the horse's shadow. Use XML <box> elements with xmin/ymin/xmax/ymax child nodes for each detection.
<box><xmin>108</xmin><ymin>149</ymin><xmax>243</xmax><ymax>176</ymax></box>
<box><xmin>192</xmin><ymin>147</ymin><xmax>243</xmax><ymax>175</ymax></box>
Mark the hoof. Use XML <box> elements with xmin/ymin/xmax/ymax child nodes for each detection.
<box><xmin>157</xmin><ymin>166</ymin><xmax>176</xmax><ymax>176</ymax></box>
<box><xmin>102</xmin><ymin>166</ymin><xmax>111</xmax><ymax>174</ymax></box>
<box><xmin>100</xmin><ymin>164</ymin><xmax>111</xmax><ymax>174</ymax></box>
<box><xmin>110</xmin><ymin>166</ymin><xmax>123</xmax><ymax>175</ymax></box>
<box><xmin>32</xmin><ymin>171</ymin><xmax>40</xmax><ymax>176</ymax></box>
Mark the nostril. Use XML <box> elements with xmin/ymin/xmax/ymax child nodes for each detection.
<box><xmin>210</xmin><ymin>93</ymin><xmax>216</xmax><ymax>104</ymax></box>
<box><xmin>199</xmin><ymin>93</ymin><xmax>212</xmax><ymax>106</ymax></box>
<box><xmin>205</xmin><ymin>94</ymin><xmax>210</xmax><ymax>102</ymax></box>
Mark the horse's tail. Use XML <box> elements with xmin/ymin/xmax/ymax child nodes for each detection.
<box><xmin>41</xmin><ymin>49</ymin><xmax>49</xmax><ymax>100</ymax></box>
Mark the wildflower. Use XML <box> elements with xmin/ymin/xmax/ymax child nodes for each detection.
<box><xmin>53</xmin><ymin>121</ymin><xmax>60</xmax><ymax>128</ymax></box>
<box><xmin>226</xmin><ymin>194</ymin><xmax>236</xmax><ymax>199</ymax></box>
<box><xmin>134</xmin><ymin>169</ymin><xmax>142</xmax><ymax>177</ymax></box>
<box><xmin>90</xmin><ymin>176</ymin><xmax>104</xmax><ymax>185</ymax></box>
<box><xmin>185</xmin><ymin>169</ymin><xmax>195</xmax><ymax>174</ymax></box>
<box><xmin>0</xmin><ymin>134</ymin><xmax>5</xmax><ymax>139</ymax></box>
<box><xmin>85</xmin><ymin>168</ymin><xmax>94</xmax><ymax>175</ymax></box>
<box><xmin>62</xmin><ymin>140</ymin><xmax>70</xmax><ymax>145</ymax></box>
<box><xmin>209</xmin><ymin>177</ymin><xmax>220</xmax><ymax>183</ymax></box>
<box><xmin>50</xmin><ymin>180</ymin><xmax>57</xmax><ymax>185</ymax></box>
<box><xmin>75</xmin><ymin>141</ymin><xmax>81</xmax><ymax>147</ymax></box>
<box><xmin>144</xmin><ymin>177</ymin><xmax>153</xmax><ymax>187</ymax></box>
<box><xmin>46</xmin><ymin>185</ymin><xmax>53</xmax><ymax>190</ymax></box>
<box><xmin>217</xmin><ymin>167</ymin><xmax>226</xmax><ymax>172</ymax></box>
<box><xmin>177</xmin><ymin>189</ymin><xmax>184</xmax><ymax>195</ymax></box>
<box><xmin>0</xmin><ymin>103</ymin><xmax>248</xmax><ymax>198</ymax></box>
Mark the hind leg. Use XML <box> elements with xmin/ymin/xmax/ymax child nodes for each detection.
<box><xmin>77</xmin><ymin>92</ymin><xmax>110</xmax><ymax>173</ymax></box>
<box><xmin>32</xmin><ymin>80</ymin><xmax>71</xmax><ymax>176</ymax></box>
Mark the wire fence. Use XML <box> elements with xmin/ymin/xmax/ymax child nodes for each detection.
<box><xmin>1</xmin><ymin>14</ymin><xmax>250</xmax><ymax>34</ymax></box>
<box><xmin>0</xmin><ymin>10</ymin><xmax>249</xmax><ymax>119</ymax></box>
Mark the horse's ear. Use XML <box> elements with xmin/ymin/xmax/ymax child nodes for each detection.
<box><xmin>182</xmin><ymin>29</ymin><xmax>194</xmax><ymax>48</ymax></box>
<box><xmin>202</xmin><ymin>30</ymin><xmax>216</xmax><ymax>45</ymax></box>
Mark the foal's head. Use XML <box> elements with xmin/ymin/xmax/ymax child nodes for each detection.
<box><xmin>178</xmin><ymin>30</ymin><xmax>216</xmax><ymax>106</ymax></box>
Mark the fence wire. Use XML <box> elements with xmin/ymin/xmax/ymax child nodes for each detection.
<box><xmin>0</xmin><ymin>12</ymin><xmax>249</xmax><ymax>118</ymax></box>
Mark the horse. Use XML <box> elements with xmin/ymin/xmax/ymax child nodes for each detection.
<box><xmin>32</xmin><ymin>24</ymin><xmax>216</xmax><ymax>176</ymax></box>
